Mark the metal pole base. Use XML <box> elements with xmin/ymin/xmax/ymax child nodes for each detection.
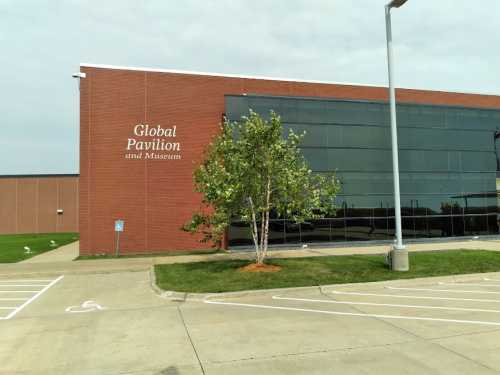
<box><xmin>389</xmin><ymin>247</ymin><xmax>409</xmax><ymax>272</ymax></box>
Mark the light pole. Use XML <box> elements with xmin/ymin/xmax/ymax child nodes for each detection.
<box><xmin>385</xmin><ymin>0</ymin><xmax>409</xmax><ymax>271</ymax></box>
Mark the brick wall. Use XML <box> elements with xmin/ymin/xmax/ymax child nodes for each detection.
<box><xmin>79</xmin><ymin>65</ymin><xmax>500</xmax><ymax>255</ymax></box>
<box><xmin>0</xmin><ymin>175</ymin><xmax>79</xmax><ymax>235</ymax></box>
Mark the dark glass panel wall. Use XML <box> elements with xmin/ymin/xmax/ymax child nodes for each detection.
<box><xmin>225</xmin><ymin>95</ymin><xmax>500</xmax><ymax>246</ymax></box>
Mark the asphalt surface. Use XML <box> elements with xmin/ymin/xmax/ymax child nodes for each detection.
<box><xmin>2</xmin><ymin>268</ymin><xmax>500</xmax><ymax>374</ymax></box>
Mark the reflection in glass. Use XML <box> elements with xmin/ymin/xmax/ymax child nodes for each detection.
<box><xmin>345</xmin><ymin>218</ymin><xmax>372</xmax><ymax>241</ymax></box>
<box><xmin>488</xmin><ymin>214</ymin><xmax>499</xmax><ymax>235</ymax></box>
<box><xmin>465</xmin><ymin>215</ymin><xmax>489</xmax><ymax>236</ymax></box>
<box><xmin>300</xmin><ymin>219</ymin><xmax>331</xmax><ymax>243</ymax></box>
<box><xmin>268</xmin><ymin>220</ymin><xmax>285</xmax><ymax>245</ymax></box>
<box><xmin>225</xmin><ymin>94</ymin><xmax>500</xmax><ymax>247</ymax></box>
<box><xmin>331</xmin><ymin>219</ymin><xmax>346</xmax><ymax>241</ymax></box>
<box><xmin>228</xmin><ymin>221</ymin><xmax>252</xmax><ymax>246</ymax></box>
<box><xmin>494</xmin><ymin>130</ymin><xmax>500</xmax><ymax>172</ymax></box>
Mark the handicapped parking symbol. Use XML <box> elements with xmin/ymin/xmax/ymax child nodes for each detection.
<box><xmin>65</xmin><ymin>300</ymin><xmax>104</xmax><ymax>313</ymax></box>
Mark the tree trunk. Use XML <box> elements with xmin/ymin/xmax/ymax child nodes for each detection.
<box><xmin>262</xmin><ymin>175</ymin><xmax>271</xmax><ymax>262</ymax></box>
<box><xmin>258</xmin><ymin>208</ymin><xmax>265</xmax><ymax>264</ymax></box>
<box><xmin>247</xmin><ymin>197</ymin><xmax>260</xmax><ymax>262</ymax></box>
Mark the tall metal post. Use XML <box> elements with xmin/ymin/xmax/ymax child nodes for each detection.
<box><xmin>115</xmin><ymin>231</ymin><xmax>120</xmax><ymax>257</ymax></box>
<box><xmin>385</xmin><ymin>2</ymin><xmax>409</xmax><ymax>271</ymax></box>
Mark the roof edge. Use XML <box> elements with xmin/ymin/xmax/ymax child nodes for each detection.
<box><xmin>0</xmin><ymin>174</ymin><xmax>79</xmax><ymax>179</ymax></box>
<box><xmin>79</xmin><ymin>63</ymin><xmax>382</xmax><ymax>88</ymax></box>
<box><xmin>80</xmin><ymin>63</ymin><xmax>500</xmax><ymax>98</ymax></box>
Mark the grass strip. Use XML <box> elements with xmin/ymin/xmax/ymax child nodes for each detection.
<box><xmin>0</xmin><ymin>233</ymin><xmax>79</xmax><ymax>263</ymax></box>
<box><xmin>155</xmin><ymin>249</ymin><xmax>500</xmax><ymax>293</ymax></box>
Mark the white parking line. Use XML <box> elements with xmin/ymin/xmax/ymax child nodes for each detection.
<box><xmin>484</xmin><ymin>278</ymin><xmax>500</xmax><ymax>282</ymax></box>
<box><xmin>205</xmin><ymin>299</ymin><xmax>500</xmax><ymax>327</ymax></box>
<box><xmin>273</xmin><ymin>296</ymin><xmax>500</xmax><ymax>314</ymax></box>
<box><xmin>438</xmin><ymin>282</ymin><xmax>500</xmax><ymax>288</ymax></box>
<box><xmin>0</xmin><ymin>276</ymin><xmax>63</xmax><ymax>320</ymax></box>
<box><xmin>386</xmin><ymin>286</ymin><xmax>500</xmax><ymax>295</ymax></box>
<box><xmin>0</xmin><ymin>291</ymin><xmax>40</xmax><ymax>293</ymax></box>
<box><xmin>0</xmin><ymin>284</ymin><xmax>50</xmax><ymax>288</ymax></box>
<box><xmin>331</xmin><ymin>290</ymin><xmax>500</xmax><ymax>304</ymax></box>
<box><xmin>0</xmin><ymin>279</ymin><xmax>54</xmax><ymax>283</ymax></box>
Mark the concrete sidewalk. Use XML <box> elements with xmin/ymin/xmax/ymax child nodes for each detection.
<box><xmin>1</xmin><ymin>238</ymin><xmax>499</xmax><ymax>278</ymax></box>
<box><xmin>21</xmin><ymin>241</ymin><xmax>79</xmax><ymax>264</ymax></box>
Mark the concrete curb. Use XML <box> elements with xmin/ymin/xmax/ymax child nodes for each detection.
<box><xmin>153</xmin><ymin>270</ymin><xmax>500</xmax><ymax>302</ymax></box>
<box><xmin>149</xmin><ymin>265</ymin><xmax>199</xmax><ymax>302</ymax></box>
<box><xmin>149</xmin><ymin>265</ymin><xmax>164</xmax><ymax>296</ymax></box>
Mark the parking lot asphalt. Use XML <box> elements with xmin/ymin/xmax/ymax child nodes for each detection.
<box><xmin>2</xmin><ymin>269</ymin><xmax>500</xmax><ymax>374</ymax></box>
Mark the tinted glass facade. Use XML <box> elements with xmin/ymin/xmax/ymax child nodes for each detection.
<box><xmin>225</xmin><ymin>95</ymin><xmax>500</xmax><ymax>246</ymax></box>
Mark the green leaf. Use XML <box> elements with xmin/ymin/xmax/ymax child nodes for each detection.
<box><xmin>184</xmin><ymin>111</ymin><xmax>341</xmax><ymax>259</ymax></box>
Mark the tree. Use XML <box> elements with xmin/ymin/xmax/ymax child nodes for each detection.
<box><xmin>183</xmin><ymin>110</ymin><xmax>341</xmax><ymax>265</ymax></box>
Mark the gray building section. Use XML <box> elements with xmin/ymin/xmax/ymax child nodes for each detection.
<box><xmin>225</xmin><ymin>94</ymin><xmax>500</xmax><ymax>246</ymax></box>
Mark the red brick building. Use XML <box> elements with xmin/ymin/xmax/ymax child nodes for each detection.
<box><xmin>78</xmin><ymin>63</ymin><xmax>500</xmax><ymax>255</ymax></box>
<box><xmin>0</xmin><ymin>174</ymin><xmax>79</xmax><ymax>235</ymax></box>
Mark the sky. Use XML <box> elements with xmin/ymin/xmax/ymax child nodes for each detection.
<box><xmin>1</xmin><ymin>0</ymin><xmax>499</xmax><ymax>175</ymax></box>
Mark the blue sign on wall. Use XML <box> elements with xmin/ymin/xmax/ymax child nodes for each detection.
<box><xmin>114</xmin><ymin>220</ymin><xmax>124</xmax><ymax>232</ymax></box>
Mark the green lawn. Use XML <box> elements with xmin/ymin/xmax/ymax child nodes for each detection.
<box><xmin>0</xmin><ymin>233</ymin><xmax>79</xmax><ymax>263</ymax></box>
<box><xmin>155</xmin><ymin>250</ymin><xmax>500</xmax><ymax>293</ymax></box>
